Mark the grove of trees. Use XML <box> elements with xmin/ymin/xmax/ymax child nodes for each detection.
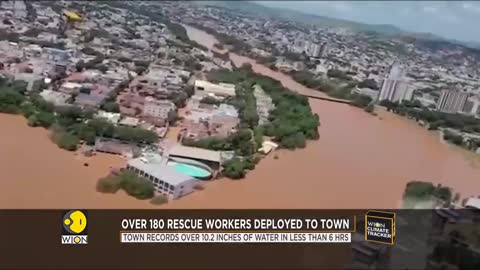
<box><xmin>185</xmin><ymin>64</ymin><xmax>321</xmax><ymax>179</ymax></box>
<box><xmin>380</xmin><ymin>100</ymin><xmax>480</xmax><ymax>151</ymax></box>
<box><xmin>97</xmin><ymin>171</ymin><xmax>155</xmax><ymax>199</ymax></box>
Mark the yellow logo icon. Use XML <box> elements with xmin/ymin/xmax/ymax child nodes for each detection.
<box><xmin>63</xmin><ymin>210</ymin><xmax>87</xmax><ymax>234</ymax></box>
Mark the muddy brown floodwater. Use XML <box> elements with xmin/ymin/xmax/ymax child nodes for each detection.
<box><xmin>1</xmin><ymin>26</ymin><xmax>479</xmax><ymax>209</ymax></box>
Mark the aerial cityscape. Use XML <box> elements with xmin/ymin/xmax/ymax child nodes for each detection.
<box><xmin>0</xmin><ymin>0</ymin><xmax>479</xmax><ymax>212</ymax></box>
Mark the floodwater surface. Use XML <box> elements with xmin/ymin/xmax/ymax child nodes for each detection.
<box><xmin>0</xmin><ymin>26</ymin><xmax>479</xmax><ymax>208</ymax></box>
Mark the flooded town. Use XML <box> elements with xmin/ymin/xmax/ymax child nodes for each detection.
<box><xmin>0</xmin><ymin>1</ymin><xmax>479</xmax><ymax>211</ymax></box>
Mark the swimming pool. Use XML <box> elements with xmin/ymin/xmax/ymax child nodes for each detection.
<box><xmin>169</xmin><ymin>162</ymin><xmax>211</xmax><ymax>179</ymax></box>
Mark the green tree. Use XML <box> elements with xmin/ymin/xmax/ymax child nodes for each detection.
<box><xmin>96</xmin><ymin>176</ymin><xmax>121</xmax><ymax>193</ymax></box>
<box><xmin>34</xmin><ymin>111</ymin><xmax>56</xmax><ymax>128</ymax></box>
<box><xmin>53</xmin><ymin>132</ymin><xmax>80</xmax><ymax>151</ymax></box>
<box><xmin>73</xmin><ymin>124</ymin><xmax>97</xmax><ymax>145</ymax></box>
<box><xmin>75</xmin><ymin>60</ymin><xmax>85</xmax><ymax>72</ymax></box>
<box><xmin>223</xmin><ymin>159</ymin><xmax>247</xmax><ymax>179</ymax></box>
<box><xmin>31</xmin><ymin>95</ymin><xmax>54</xmax><ymax>113</ymax></box>
<box><xmin>87</xmin><ymin>118</ymin><xmax>115</xmax><ymax>137</ymax></box>
<box><xmin>27</xmin><ymin>114</ymin><xmax>38</xmax><ymax>127</ymax></box>
<box><xmin>20</xmin><ymin>102</ymin><xmax>36</xmax><ymax>117</ymax></box>
<box><xmin>101</xmin><ymin>101</ymin><xmax>120</xmax><ymax>113</ymax></box>
<box><xmin>118</xmin><ymin>171</ymin><xmax>155</xmax><ymax>199</ymax></box>
<box><xmin>0</xmin><ymin>88</ymin><xmax>25</xmax><ymax>113</ymax></box>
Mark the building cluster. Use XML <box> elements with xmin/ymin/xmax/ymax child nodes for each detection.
<box><xmin>167</xmin><ymin>2</ymin><xmax>480</xmax><ymax>121</ymax></box>
<box><xmin>0</xmin><ymin>1</ymin><xmax>282</xmax><ymax>201</ymax></box>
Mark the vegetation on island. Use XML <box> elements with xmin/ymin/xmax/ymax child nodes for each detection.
<box><xmin>288</xmin><ymin>70</ymin><xmax>373</xmax><ymax>109</ymax></box>
<box><xmin>181</xmin><ymin>22</ymin><xmax>375</xmax><ymax>112</ymax></box>
<box><xmin>381</xmin><ymin>100</ymin><xmax>480</xmax><ymax>151</ymax></box>
<box><xmin>403</xmin><ymin>181</ymin><xmax>452</xmax><ymax>202</ymax></box>
<box><xmin>207</xmin><ymin>64</ymin><xmax>321</xmax><ymax>147</ymax></box>
<box><xmin>97</xmin><ymin>171</ymin><xmax>155</xmax><ymax>200</ymax></box>
<box><xmin>182</xmin><ymin>64</ymin><xmax>320</xmax><ymax>179</ymax></box>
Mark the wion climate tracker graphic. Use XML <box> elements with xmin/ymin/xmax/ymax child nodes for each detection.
<box><xmin>365</xmin><ymin>210</ymin><xmax>396</xmax><ymax>245</ymax></box>
<box><xmin>61</xmin><ymin>210</ymin><xmax>88</xmax><ymax>245</ymax></box>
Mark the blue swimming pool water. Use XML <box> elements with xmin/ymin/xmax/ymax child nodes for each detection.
<box><xmin>172</xmin><ymin>162</ymin><xmax>211</xmax><ymax>178</ymax></box>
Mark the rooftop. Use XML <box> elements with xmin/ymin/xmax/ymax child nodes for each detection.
<box><xmin>119</xmin><ymin>117</ymin><xmax>140</xmax><ymax>127</ymax></box>
<box><xmin>127</xmin><ymin>156</ymin><xmax>195</xmax><ymax>186</ymax></box>
<box><xmin>169</xmin><ymin>145</ymin><xmax>221</xmax><ymax>163</ymax></box>
<box><xmin>465</xmin><ymin>197</ymin><xmax>480</xmax><ymax>210</ymax></box>
<box><xmin>194</xmin><ymin>80</ymin><xmax>236</xmax><ymax>96</ymax></box>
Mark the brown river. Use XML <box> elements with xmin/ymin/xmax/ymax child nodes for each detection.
<box><xmin>1</xmin><ymin>26</ymin><xmax>479</xmax><ymax>209</ymax></box>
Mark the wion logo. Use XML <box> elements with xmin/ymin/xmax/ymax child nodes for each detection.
<box><xmin>61</xmin><ymin>210</ymin><xmax>88</xmax><ymax>245</ymax></box>
<box><xmin>365</xmin><ymin>210</ymin><xmax>395</xmax><ymax>245</ymax></box>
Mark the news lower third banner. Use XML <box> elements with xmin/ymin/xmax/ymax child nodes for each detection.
<box><xmin>0</xmin><ymin>209</ymin><xmax>478</xmax><ymax>270</ymax></box>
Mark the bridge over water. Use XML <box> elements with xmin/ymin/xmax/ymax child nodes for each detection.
<box><xmin>299</xmin><ymin>93</ymin><xmax>352</xmax><ymax>105</ymax></box>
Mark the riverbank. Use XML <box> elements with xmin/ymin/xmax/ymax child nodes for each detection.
<box><xmin>179</xmin><ymin>24</ymin><xmax>480</xmax><ymax>208</ymax></box>
<box><xmin>184</xmin><ymin>23</ymin><xmax>373</xmax><ymax>110</ymax></box>
<box><xmin>0</xmin><ymin>113</ymin><xmax>159</xmax><ymax>208</ymax></box>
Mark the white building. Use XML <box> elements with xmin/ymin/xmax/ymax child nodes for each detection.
<box><xmin>461</xmin><ymin>95</ymin><xmax>480</xmax><ymax>117</ymax></box>
<box><xmin>194</xmin><ymin>80</ymin><xmax>236</xmax><ymax>97</ymax></box>
<box><xmin>377</xmin><ymin>63</ymin><xmax>413</xmax><ymax>103</ymax></box>
<box><xmin>143</xmin><ymin>97</ymin><xmax>175</xmax><ymax>120</ymax></box>
<box><xmin>436</xmin><ymin>90</ymin><xmax>469</xmax><ymax>114</ymax></box>
<box><xmin>126</xmin><ymin>155</ymin><xmax>197</xmax><ymax>199</ymax></box>
<box><xmin>305</xmin><ymin>42</ymin><xmax>321</xmax><ymax>57</ymax></box>
<box><xmin>39</xmin><ymin>90</ymin><xmax>71</xmax><ymax>106</ymax></box>
<box><xmin>96</xmin><ymin>111</ymin><xmax>121</xmax><ymax>124</ymax></box>
<box><xmin>352</xmin><ymin>87</ymin><xmax>379</xmax><ymax>101</ymax></box>
<box><xmin>464</xmin><ymin>197</ymin><xmax>480</xmax><ymax>210</ymax></box>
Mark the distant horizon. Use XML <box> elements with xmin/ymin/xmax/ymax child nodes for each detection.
<box><xmin>254</xmin><ymin>1</ymin><xmax>480</xmax><ymax>44</ymax></box>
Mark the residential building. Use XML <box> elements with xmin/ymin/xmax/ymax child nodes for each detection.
<box><xmin>464</xmin><ymin>197</ymin><xmax>480</xmax><ymax>210</ymax></box>
<box><xmin>44</xmin><ymin>48</ymin><xmax>71</xmax><ymax>63</ymax></box>
<box><xmin>96</xmin><ymin>111</ymin><xmax>121</xmax><ymax>124</ymax></box>
<box><xmin>377</xmin><ymin>63</ymin><xmax>413</xmax><ymax>103</ymax></box>
<box><xmin>414</xmin><ymin>95</ymin><xmax>437</xmax><ymax>108</ymax></box>
<box><xmin>74</xmin><ymin>93</ymin><xmax>105</xmax><ymax>109</ymax></box>
<box><xmin>94</xmin><ymin>138</ymin><xmax>140</xmax><ymax>159</ymax></box>
<box><xmin>52</xmin><ymin>61</ymin><xmax>68</xmax><ymax>75</ymax></box>
<box><xmin>22</xmin><ymin>44</ymin><xmax>42</xmax><ymax>59</ymax></box>
<box><xmin>305</xmin><ymin>43</ymin><xmax>321</xmax><ymax>57</ymax></box>
<box><xmin>59</xmin><ymin>82</ymin><xmax>82</xmax><ymax>94</ymax></box>
<box><xmin>143</xmin><ymin>97</ymin><xmax>175</xmax><ymax>122</ymax></box>
<box><xmin>194</xmin><ymin>80</ymin><xmax>236</xmax><ymax>97</ymax></box>
<box><xmin>44</xmin><ymin>48</ymin><xmax>71</xmax><ymax>75</ymax></box>
<box><xmin>119</xmin><ymin>117</ymin><xmax>140</xmax><ymax>127</ymax></box>
<box><xmin>39</xmin><ymin>90</ymin><xmax>72</xmax><ymax>106</ymax></box>
<box><xmin>126</xmin><ymin>154</ymin><xmax>197</xmax><ymax>199</ymax></box>
<box><xmin>293</xmin><ymin>61</ymin><xmax>305</xmax><ymax>71</ymax></box>
<box><xmin>436</xmin><ymin>90</ymin><xmax>469</xmax><ymax>114</ymax></box>
<box><xmin>352</xmin><ymin>87</ymin><xmax>379</xmax><ymax>101</ymax></box>
<box><xmin>461</xmin><ymin>95</ymin><xmax>480</xmax><ymax>116</ymax></box>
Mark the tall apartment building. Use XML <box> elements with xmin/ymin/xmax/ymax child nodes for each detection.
<box><xmin>301</xmin><ymin>42</ymin><xmax>322</xmax><ymax>57</ymax></box>
<box><xmin>436</xmin><ymin>90</ymin><xmax>469</xmax><ymax>113</ymax></box>
<box><xmin>377</xmin><ymin>63</ymin><xmax>413</xmax><ymax>103</ymax></box>
<box><xmin>309</xmin><ymin>43</ymin><xmax>321</xmax><ymax>57</ymax></box>
<box><xmin>44</xmin><ymin>48</ymin><xmax>70</xmax><ymax>76</ymax></box>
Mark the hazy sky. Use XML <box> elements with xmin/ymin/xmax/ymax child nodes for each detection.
<box><xmin>255</xmin><ymin>1</ymin><xmax>480</xmax><ymax>43</ymax></box>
